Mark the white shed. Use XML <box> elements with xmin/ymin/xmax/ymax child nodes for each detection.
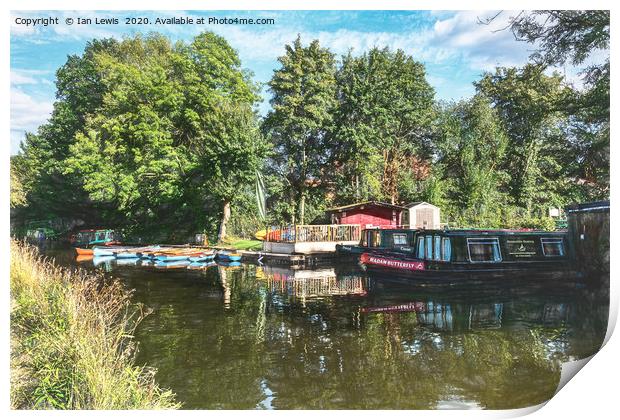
<box><xmin>406</xmin><ymin>202</ymin><xmax>441</xmax><ymax>229</ymax></box>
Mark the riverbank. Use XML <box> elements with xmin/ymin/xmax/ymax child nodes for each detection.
<box><xmin>10</xmin><ymin>240</ymin><xmax>180</xmax><ymax>409</ymax></box>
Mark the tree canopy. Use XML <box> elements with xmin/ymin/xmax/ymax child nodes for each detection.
<box><xmin>12</xmin><ymin>13</ymin><xmax>610</xmax><ymax>239</ymax></box>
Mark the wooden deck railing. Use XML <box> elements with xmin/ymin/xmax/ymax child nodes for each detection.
<box><xmin>265</xmin><ymin>224</ymin><xmax>361</xmax><ymax>243</ymax></box>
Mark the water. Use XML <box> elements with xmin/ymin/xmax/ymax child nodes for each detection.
<box><xmin>47</xmin><ymin>248</ymin><xmax>609</xmax><ymax>410</ymax></box>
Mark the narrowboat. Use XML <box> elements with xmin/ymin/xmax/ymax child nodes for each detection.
<box><xmin>336</xmin><ymin>228</ymin><xmax>418</xmax><ymax>257</ymax></box>
<box><xmin>341</xmin><ymin>228</ymin><xmax>575</xmax><ymax>279</ymax></box>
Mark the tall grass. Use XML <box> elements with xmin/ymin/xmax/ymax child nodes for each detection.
<box><xmin>10</xmin><ymin>240</ymin><xmax>180</xmax><ymax>409</ymax></box>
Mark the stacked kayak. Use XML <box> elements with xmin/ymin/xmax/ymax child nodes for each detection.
<box><xmin>76</xmin><ymin>245</ymin><xmax>238</xmax><ymax>270</ymax></box>
<box><xmin>216</xmin><ymin>251</ymin><xmax>242</xmax><ymax>262</ymax></box>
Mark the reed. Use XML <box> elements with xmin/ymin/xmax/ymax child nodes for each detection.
<box><xmin>10</xmin><ymin>240</ymin><xmax>180</xmax><ymax>409</ymax></box>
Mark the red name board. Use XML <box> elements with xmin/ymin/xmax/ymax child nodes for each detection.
<box><xmin>360</xmin><ymin>253</ymin><xmax>425</xmax><ymax>271</ymax></box>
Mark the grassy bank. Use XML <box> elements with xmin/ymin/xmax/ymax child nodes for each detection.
<box><xmin>218</xmin><ymin>237</ymin><xmax>263</xmax><ymax>251</ymax></box>
<box><xmin>10</xmin><ymin>241</ymin><xmax>180</xmax><ymax>409</ymax></box>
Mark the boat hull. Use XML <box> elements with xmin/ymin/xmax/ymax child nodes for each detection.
<box><xmin>75</xmin><ymin>247</ymin><xmax>94</xmax><ymax>256</ymax></box>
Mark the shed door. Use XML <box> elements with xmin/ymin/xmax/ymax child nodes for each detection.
<box><xmin>416</xmin><ymin>208</ymin><xmax>434</xmax><ymax>228</ymax></box>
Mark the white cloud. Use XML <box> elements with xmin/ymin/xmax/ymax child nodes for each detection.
<box><xmin>11</xmin><ymin>87</ymin><xmax>54</xmax><ymax>136</ymax></box>
<box><xmin>11</xmin><ymin>69</ymin><xmax>52</xmax><ymax>86</ymax></box>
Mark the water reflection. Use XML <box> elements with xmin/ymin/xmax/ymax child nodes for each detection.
<box><xmin>44</xmin><ymin>248</ymin><xmax>609</xmax><ymax>410</ymax></box>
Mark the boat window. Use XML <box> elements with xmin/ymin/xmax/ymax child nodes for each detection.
<box><xmin>467</xmin><ymin>238</ymin><xmax>502</xmax><ymax>262</ymax></box>
<box><xmin>371</xmin><ymin>231</ymin><xmax>382</xmax><ymax>247</ymax></box>
<box><xmin>541</xmin><ymin>238</ymin><xmax>565</xmax><ymax>257</ymax></box>
<box><xmin>442</xmin><ymin>237</ymin><xmax>452</xmax><ymax>262</ymax></box>
<box><xmin>417</xmin><ymin>237</ymin><xmax>424</xmax><ymax>258</ymax></box>
<box><xmin>434</xmin><ymin>236</ymin><xmax>441</xmax><ymax>261</ymax></box>
<box><xmin>393</xmin><ymin>233</ymin><xmax>407</xmax><ymax>246</ymax></box>
<box><xmin>425</xmin><ymin>236</ymin><xmax>433</xmax><ymax>260</ymax></box>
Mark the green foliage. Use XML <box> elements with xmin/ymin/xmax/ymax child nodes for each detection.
<box><xmin>434</xmin><ymin>95</ymin><xmax>509</xmax><ymax>227</ymax></box>
<box><xmin>506</xmin><ymin>10</ymin><xmax>609</xmax><ymax>199</ymax></box>
<box><xmin>16</xmin><ymin>32</ymin><xmax>268</xmax><ymax>241</ymax></box>
<box><xmin>475</xmin><ymin>65</ymin><xmax>573</xmax><ymax>212</ymax></box>
<box><xmin>10</xmin><ymin>241</ymin><xmax>179</xmax><ymax>409</ymax></box>
<box><xmin>263</xmin><ymin>35</ymin><xmax>338</xmax><ymax>224</ymax></box>
<box><xmin>331</xmin><ymin>47</ymin><xmax>436</xmax><ymax>205</ymax></box>
<box><xmin>14</xmin><ymin>15</ymin><xmax>609</xmax><ymax>235</ymax></box>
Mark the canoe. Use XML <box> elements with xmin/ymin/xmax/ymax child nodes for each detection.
<box><xmin>75</xmin><ymin>247</ymin><xmax>94</xmax><ymax>256</ymax></box>
<box><xmin>75</xmin><ymin>255</ymin><xmax>93</xmax><ymax>262</ymax></box>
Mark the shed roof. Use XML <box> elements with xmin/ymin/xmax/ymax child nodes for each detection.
<box><xmin>326</xmin><ymin>200</ymin><xmax>407</xmax><ymax>212</ymax></box>
<box><xmin>405</xmin><ymin>201</ymin><xmax>439</xmax><ymax>209</ymax></box>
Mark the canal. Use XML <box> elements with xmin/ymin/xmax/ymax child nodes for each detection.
<box><xmin>45</xmin><ymin>248</ymin><xmax>608</xmax><ymax>410</ymax></box>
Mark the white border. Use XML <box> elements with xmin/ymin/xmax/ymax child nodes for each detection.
<box><xmin>3</xmin><ymin>2</ymin><xmax>617</xmax><ymax>420</ymax></box>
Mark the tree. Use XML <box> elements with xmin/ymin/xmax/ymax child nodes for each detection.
<box><xmin>475</xmin><ymin>65</ymin><xmax>572</xmax><ymax>213</ymax></box>
<box><xmin>332</xmin><ymin>47</ymin><xmax>436</xmax><ymax>205</ymax></box>
<box><xmin>502</xmin><ymin>10</ymin><xmax>610</xmax><ymax>198</ymax></box>
<box><xmin>263</xmin><ymin>36</ymin><xmax>337</xmax><ymax>224</ymax></box>
<box><xmin>60</xmin><ymin>32</ymin><xmax>266</xmax><ymax>241</ymax></box>
<box><xmin>434</xmin><ymin>95</ymin><xmax>509</xmax><ymax>226</ymax></box>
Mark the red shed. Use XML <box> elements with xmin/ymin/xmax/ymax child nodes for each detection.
<box><xmin>327</xmin><ymin>201</ymin><xmax>406</xmax><ymax>229</ymax></box>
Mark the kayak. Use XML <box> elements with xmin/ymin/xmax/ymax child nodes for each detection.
<box><xmin>188</xmin><ymin>253</ymin><xmax>216</xmax><ymax>262</ymax></box>
<box><xmin>155</xmin><ymin>260</ymin><xmax>190</xmax><ymax>269</ymax></box>
<box><xmin>153</xmin><ymin>254</ymin><xmax>193</xmax><ymax>262</ymax></box>
<box><xmin>188</xmin><ymin>261</ymin><xmax>216</xmax><ymax>270</ymax></box>
<box><xmin>93</xmin><ymin>255</ymin><xmax>115</xmax><ymax>266</ymax></box>
<box><xmin>93</xmin><ymin>247</ymin><xmax>117</xmax><ymax>257</ymax></box>
<box><xmin>115</xmin><ymin>258</ymin><xmax>140</xmax><ymax>266</ymax></box>
<box><xmin>218</xmin><ymin>261</ymin><xmax>242</xmax><ymax>268</ymax></box>
<box><xmin>75</xmin><ymin>247</ymin><xmax>94</xmax><ymax>256</ymax></box>
<box><xmin>75</xmin><ymin>254</ymin><xmax>93</xmax><ymax>262</ymax></box>
<box><xmin>216</xmin><ymin>251</ymin><xmax>242</xmax><ymax>262</ymax></box>
<box><xmin>115</xmin><ymin>252</ymin><xmax>140</xmax><ymax>259</ymax></box>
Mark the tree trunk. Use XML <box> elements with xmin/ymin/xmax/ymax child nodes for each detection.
<box><xmin>218</xmin><ymin>200</ymin><xmax>231</xmax><ymax>242</ymax></box>
<box><xmin>300</xmin><ymin>192</ymin><xmax>306</xmax><ymax>225</ymax></box>
<box><xmin>300</xmin><ymin>145</ymin><xmax>307</xmax><ymax>225</ymax></box>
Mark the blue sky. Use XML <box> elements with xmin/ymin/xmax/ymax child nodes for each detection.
<box><xmin>10</xmin><ymin>9</ymin><xmax>595</xmax><ymax>154</ymax></box>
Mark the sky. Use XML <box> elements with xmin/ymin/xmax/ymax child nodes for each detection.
<box><xmin>9</xmin><ymin>9</ymin><xmax>600</xmax><ymax>154</ymax></box>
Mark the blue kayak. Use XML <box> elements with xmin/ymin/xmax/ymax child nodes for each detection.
<box><xmin>155</xmin><ymin>260</ymin><xmax>190</xmax><ymax>269</ymax></box>
<box><xmin>189</xmin><ymin>254</ymin><xmax>216</xmax><ymax>262</ymax></box>
<box><xmin>216</xmin><ymin>252</ymin><xmax>242</xmax><ymax>262</ymax></box>
<box><xmin>93</xmin><ymin>247</ymin><xmax>116</xmax><ymax>257</ymax></box>
<box><xmin>92</xmin><ymin>256</ymin><xmax>115</xmax><ymax>266</ymax></box>
<box><xmin>188</xmin><ymin>261</ymin><xmax>216</xmax><ymax>269</ymax></box>
<box><xmin>154</xmin><ymin>254</ymin><xmax>190</xmax><ymax>262</ymax></box>
<box><xmin>115</xmin><ymin>252</ymin><xmax>139</xmax><ymax>259</ymax></box>
<box><xmin>115</xmin><ymin>257</ymin><xmax>140</xmax><ymax>266</ymax></box>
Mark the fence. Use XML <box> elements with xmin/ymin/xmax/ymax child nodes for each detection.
<box><xmin>265</xmin><ymin>224</ymin><xmax>361</xmax><ymax>243</ymax></box>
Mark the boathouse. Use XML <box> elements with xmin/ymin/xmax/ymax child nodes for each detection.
<box><xmin>566</xmin><ymin>200</ymin><xmax>609</xmax><ymax>274</ymax></box>
<box><xmin>326</xmin><ymin>201</ymin><xmax>407</xmax><ymax>229</ymax></box>
<box><xmin>406</xmin><ymin>201</ymin><xmax>441</xmax><ymax>229</ymax></box>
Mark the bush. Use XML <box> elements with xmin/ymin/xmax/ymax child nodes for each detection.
<box><xmin>10</xmin><ymin>241</ymin><xmax>180</xmax><ymax>409</ymax></box>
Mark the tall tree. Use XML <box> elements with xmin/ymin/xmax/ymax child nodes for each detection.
<box><xmin>61</xmin><ymin>33</ymin><xmax>266</xmax><ymax>240</ymax></box>
<box><xmin>475</xmin><ymin>65</ymin><xmax>571</xmax><ymax>213</ymax></box>
<box><xmin>332</xmin><ymin>47</ymin><xmax>436</xmax><ymax>205</ymax></box>
<box><xmin>263</xmin><ymin>36</ymin><xmax>337</xmax><ymax>224</ymax></box>
<box><xmin>504</xmin><ymin>10</ymin><xmax>610</xmax><ymax>198</ymax></box>
<box><xmin>435</xmin><ymin>95</ymin><xmax>509</xmax><ymax>226</ymax></box>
